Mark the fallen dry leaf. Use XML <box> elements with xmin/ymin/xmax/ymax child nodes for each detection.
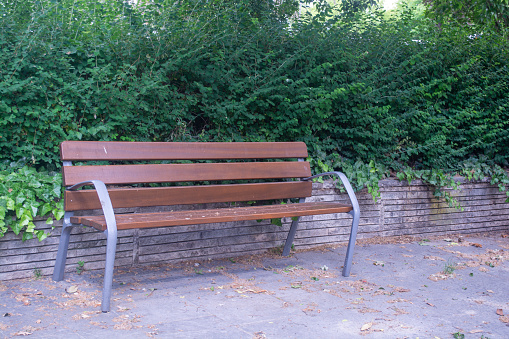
<box><xmin>387</xmin><ymin>298</ymin><xmax>409</xmax><ymax>304</ymax></box>
<box><xmin>426</xmin><ymin>302</ymin><xmax>435</xmax><ymax>307</ymax></box>
<box><xmin>391</xmin><ymin>307</ymin><xmax>410</xmax><ymax>315</ymax></box>
<box><xmin>13</xmin><ymin>331</ymin><xmax>32</xmax><ymax>336</ymax></box>
<box><xmin>66</xmin><ymin>285</ymin><xmax>78</xmax><ymax>294</ymax></box>
<box><xmin>235</xmin><ymin>289</ymin><xmax>268</xmax><ymax>294</ymax></box>
<box><xmin>496</xmin><ymin>309</ymin><xmax>504</xmax><ymax>316</ymax></box>
<box><xmin>471</xmin><ymin>243</ymin><xmax>482</xmax><ymax>248</ymax></box>
<box><xmin>469</xmin><ymin>329</ymin><xmax>484</xmax><ymax>334</ymax></box>
<box><xmin>394</xmin><ymin>287</ymin><xmax>410</xmax><ymax>293</ymax></box>
<box><xmin>13</xmin><ymin>326</ymin><xmax>37</xmax><ymax>337</ymax></box>
<box><xmin>499</xmin><ymin>316</ymin><xmax>509</xmax><ymax>323</ymax></box>
<box><xmin>424</xmin><ymin>255</ymin><xmax>445</xmax><ymax>261</ymax></box>
<box><xmin>89</xmin><ymin>321</ymin><xmax>108</xmax><ymax>329</ymax></box>
<box><xmin>428</xmin><ymin>273</ymin><xmax>449</xmax><ymax>281</ymax></box>
<box><xmin>252</xmin><ymin>331</ymin><xmax>267</xmax><ymax>339</ymax></box>
<box><xmin>360</xmin><ymin>322</ymin><xmax>372</xmax><ymax>331</ymax></box>
<box><xmin>15</xmin><ymin>294</ymin><xmax>30</xmax><ymax>306</ymax></box>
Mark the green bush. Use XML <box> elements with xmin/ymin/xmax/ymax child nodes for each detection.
<box><xmin>1</xmin><ymin>0</ymin><xmax>507</xmax><ymax>170</ymax></box>
<box><xmin>0</xmin><ymin>0</ymin><xmax>508</xmax><ymax>239</ymax></box>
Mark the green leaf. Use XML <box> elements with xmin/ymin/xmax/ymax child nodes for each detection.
<box><xmin>16</xmin><ymin>206</ymin><xmax>25</xmax><ymax>219</ymax></box>
<box><xmin>35</xmin><ymin>230</ymin><xmax>48</xmax><ymax>241</ymax></box>
<box><xmin>22</xmin><ymin>231</ymin><xmax>34</xmax><ymax>241</ymax></box>
<box><xmin>6</xmin><ymin>198</ymin><xmax>15</xmax><ymax>210</ymax></box>
<box><xmin>20</xmin><ymin>214</ymin><xmax>31</xmax><ymax>227</ymax></box>
<box><xmin>30</xmin><ymin>203</ymin><xmax>38</xmax><ymax>217</ymax></box>
<box><xmin>53</xmin><ymin>185</ymin><xmax>61</xmax><ymax>197</ymax></box>
<box><xmin>11</xmin><ymin>221</ymin><xmax>24</xmax><ymax>235</ymax></box>
<box><xmin>270</xmin><ymin>218</ymin><xmax>283</xmax><ymax>227</ymax></box>
<box><xmin>40</xmin><ymin>203</ymin><xmax>52</xmax><ymax>216</ymax></box>
<box><xmin>53</xmin><ymin>209</ymin><xmax>65</xmax><ymax>220</ymax></box>
<box><xmin>15</xmin><ymin>195</ymin><xmax>25</xmax><ymax>206</ymax></box>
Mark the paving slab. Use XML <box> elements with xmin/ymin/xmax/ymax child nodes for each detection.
<box><xmin>0</xmin><ymin>232</ymin><xmax>508</xmax><ymax>338</ymax></box>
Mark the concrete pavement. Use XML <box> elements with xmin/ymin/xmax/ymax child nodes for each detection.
<box><xmin>1</xmin><ymin>232</ymin><xmax>508</xmax><ymax>338</ymax></box>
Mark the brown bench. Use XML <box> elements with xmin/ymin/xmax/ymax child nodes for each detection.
<box><xmin>52</xmin><ymin>141</ymin><xmax>360</xmax><ymax>312</ymax></box>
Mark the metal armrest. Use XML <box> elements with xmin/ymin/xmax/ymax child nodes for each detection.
<box><xmin>303</xmin><ymin>172</ymin><xmax>360</xmax><ymax>217</ymax></box>
<box><xmin>67</xmin><ymin>180</ymin><xmax>117</xmax><ymax>232</ymax></box>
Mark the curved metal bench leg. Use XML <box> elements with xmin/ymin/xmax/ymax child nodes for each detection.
<box><xmin>342</xmin><ymin>209</ymin><xmax>360</xmax><ymax>277</ymax></box>
<box><xmin>65</xmin><ymin>180</ymin><xmax>118</xmax><ymax>312</ymax></box>
<box><xmin>101</xmin><ymin>224</ymin><xmax>118</xmax><ymax>313</ymax></box>
<box><xmin>301</xmin><ymin>172</ymin><xmax>360</xmax><ymax>277</ymax></box>
<box><xmin>53</xmin><ymin>212</ymin><xmax>75</xmax><ymax>281</ymax></box>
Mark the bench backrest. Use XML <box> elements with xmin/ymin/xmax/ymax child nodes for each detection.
<box><xmin>61</xmin><ymin>141</ymin><xmax>313</xmax><ymax>211</ymax></box>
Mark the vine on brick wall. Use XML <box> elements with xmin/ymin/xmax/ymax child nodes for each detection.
<box><xmin>0</xmin><ymin>164</ymin><xmax>64</xmax><ymax>240</ymax></box>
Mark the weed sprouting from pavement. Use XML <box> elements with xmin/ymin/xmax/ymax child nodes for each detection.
<box><xmin>442</xmin><ymin>258</ymin><xmax>457</xmax><ymax>275</ymax></box>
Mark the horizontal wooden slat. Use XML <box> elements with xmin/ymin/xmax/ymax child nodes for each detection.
<box><xmin>60</xmin><ymin>141</ymin><xmax>308</xmax><ymax>161</ymax></box>
<box><xmin>70</xmin><ymin>202</ymin><xmax>353</xmax><ymax>231</ymax></box>
<box><xmin>62</xmin><ymin>162</ymin><xmax>311</xmax><ymax>186</ymax></box>
<box><xmin>64</xmin><ymin>182</ymin><xmax>313</xmax><ymax>211</ymax></box>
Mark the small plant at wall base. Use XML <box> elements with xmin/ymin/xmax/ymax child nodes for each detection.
<box><xmin>0</xmin><ymin>165</ymin><xmax>64</xmax><ymax>241</ymax></box>
<box><xmin>76</xmin><ymin>261</ymin><xmax>85</xmax><ymax>275</ymax></box>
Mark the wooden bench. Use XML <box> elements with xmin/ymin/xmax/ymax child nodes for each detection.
<box><xmin>52</xmin><ymin>141</ymin><xmax>360</xmax><ymax>312</ymax></box>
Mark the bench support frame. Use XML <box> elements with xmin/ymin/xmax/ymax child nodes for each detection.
<box><xmin>53</xmin><ymin>179</ymin><xmax>118</xmax><ymax>313</ymax></box>
<box><xmin>282</xmin><ymin>172</ymin><xmax>360</xmax><ymax>276</ymax></box>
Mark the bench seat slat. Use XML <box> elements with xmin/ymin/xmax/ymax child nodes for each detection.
<box><xmin>63</xmin><ymin>162</ymin><xmax>311</xmax><ymax>186</ymax></box>
<box><xmin>65</xmin><ymin>182</ymin><xmax>312</xmax><ymax>211</ymax></box>
<box><xmin>61</xmin><ymin>141</ymin><xmax>309</xmax><ymax>161</ymax></box>
<box><xmin>71</xmin><ymin>202</ymin><xmax>353</xmax><ymax>231</ymax></box>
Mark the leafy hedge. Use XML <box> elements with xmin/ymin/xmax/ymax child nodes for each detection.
<box><xmin>0</xmin><ymin>0</ymin><xmax>508</xmax><ymax>239</ymax></box>
<box><xmin>0</xmin><ymin>164</ymin><xmax>63</xmax><ymax>241</ymax></box>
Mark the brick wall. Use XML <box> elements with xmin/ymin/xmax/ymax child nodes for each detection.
<box><xmin>1</xmin><ymin>178</ymin><xmax>507</xmax><ymax>280</ymax></box>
